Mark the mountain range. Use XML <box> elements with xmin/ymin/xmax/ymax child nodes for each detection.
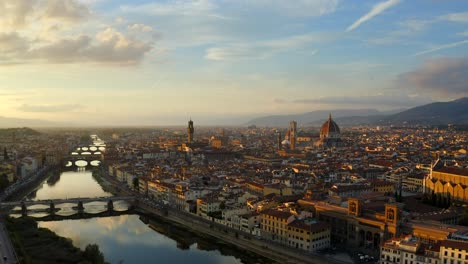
<box><xmin>0</xmin><ymin>116</ymin><xmax>60</xmax><ymax>128</ymax></box>
<box><xmin>247</xmin><ymin>97</ymin><xmax>468</xmax><ymax>127</ymax></box>
<box><xmin>1</xmin><ymin>98</ymin><xmax>467</xmax><ymax>128</ymax></box>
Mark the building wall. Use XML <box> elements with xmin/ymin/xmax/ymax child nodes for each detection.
<box><xmin>425</xmin><ymin>171</ymin><xmax>468</xmax><ymax>201</ymax></box>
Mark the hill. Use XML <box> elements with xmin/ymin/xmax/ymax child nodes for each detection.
<box><xmin>0</xmin><ymin>127</ymin><xmax>41</xmax><ymax>137</ymax></box>
<box><xmin>381</xmin><ymin>97</ymin><xmax>468</xmax><ymax>125</ymax></box>
<box><xmin>0</xmin><ymin>116</ymin><xmax>60</xmax><ymax>128</ymax></box>
<box><xmin>247</xmin><ymin>109</ymin><xmax>383</xmax><ymax>127</ymax></box>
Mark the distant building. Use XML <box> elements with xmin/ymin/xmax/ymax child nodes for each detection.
<box><xmin>289</xmin><ymin>121</ymin><xmax>297</xmax><ymax>150</ymax></box>
<box><xmin>381</xmin><ymin>235</ymin><xmax>468</xmax><ymax>264</ymax></box>
<box><xmin>315</xmin><ymin>114</ymin><xmax>343</xmax><ymax>148</ymax></box>
<box><xmin>380</xmin><ymin>235</ymin><xmax>440</xmax><ymax>264</ymax></box>
<box><xmin>424</xmin><ymin>159</ymin><xmax>468</xmax><ymax>202</ymax></box>
<box><xmin>287</xmin><ymin>219</ymin><xmax>331</xmax><ymax>252</ymax></box>
<box><xmin>187</xmin><ymin>119</ymin><xmax>194</xmax><ymax>143</ymax></box>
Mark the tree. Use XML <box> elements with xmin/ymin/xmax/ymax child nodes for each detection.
<box><xmin>0</xmin><ymin>174</ymin><xmax>9</xmax><ymax>190</ymax></box>
<box><xmin>3</xmin><ymin>147</ymin><xmax>8</xmax><ymax>161</ymax></box>
<box><xmin>459</xmin><ymin>208</ymin><xmax>468</xmax><ymax>226</ymax></box>
<box><xmin>83</xmin><ymin>244</ymin><xmax>105</xmax><ymax>264</ymax></box>
<box><xmin>132</xmin><ymin>177</ymin><xmax>139</xmax><ymax>191</ymax></box>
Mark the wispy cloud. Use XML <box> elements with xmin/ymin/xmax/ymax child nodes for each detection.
<box><xmin>235</xmin><ymin>0</ymin><xmax>339</xmax><ymax>17</ymax></box>
<box><xmin>414</xmin><ymin>39</ymin><xmax>468</xmax><ymax>56</ymax></box>
<box><xmin>346</xmin><ymin>0</ymin><xmax>401</xmax><ymax>32</ymax></box>
<box><xmin>368</xmin><ymin>19</ymin><xmax>430</xmax><ymax>45</ymax></box>
<box><xmin>17</xmin><ymin>104</ymin><xmax>84</xmax><ymax>112</ymax></box>
<box><xmin>205</xmin><ymin>33</ymin><xmax>325</xmax><ymax>61</ymax></box>
<box><xmin>440</xmin><ymin>12</ymin><xmax>468</xmax><ymax>23</ymax></box>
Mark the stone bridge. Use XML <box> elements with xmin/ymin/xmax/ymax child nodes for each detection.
<box><xmin>1</xmin><ymin>196</ymin><xmax>136</xmax><ymax>216</ymax></box>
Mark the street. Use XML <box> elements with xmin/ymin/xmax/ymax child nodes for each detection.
<box><xmin>0</xmin><ymin>219</ymin><xmax>17</xmax><ymax>264</ymax></box>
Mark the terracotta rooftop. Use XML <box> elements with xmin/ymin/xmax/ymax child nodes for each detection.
<box><xmin>440</xmin><ymin>239</ymin><xmax>468</xmax><ymax>251</ymax></box>
<box><xmin>434</xmin><ymin>167</ymin><xmax>468</xmax><ymax>177</ymax></box>
<box><xmin>261</xmin><ymin>209</ymin><xmax>293</xmax><ymax>219</ymax></box>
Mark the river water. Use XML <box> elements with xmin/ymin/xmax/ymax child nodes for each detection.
<box><xmin>17</xmin><ymin>166</ymin><xmax>247</xmax><ymax>263</ymax></box>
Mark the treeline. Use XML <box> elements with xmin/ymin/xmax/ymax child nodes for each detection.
<box><xmin>5</xmin><ymin>217</ymin><xmax>108</xmax><ymax>264</ymax></box>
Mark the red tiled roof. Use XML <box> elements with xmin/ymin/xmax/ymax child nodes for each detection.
<box><xmin>435</xmin><ymin>167</ymin><xmax>468</xmax><ymax>177</ymax></box>
<box><xmin>288</xmin><ymin>220</ymin><xmax>329</xmax><ymax>233</ymax></box>
<box><xmin>440</xmin><ymin>240</ymin><xmax>468</xmax><ymax>251</ymax></box>
<box><xmin>261</xmin><ymin>209</ymin><xmax>293</xmax><ymax>219</ymax></box>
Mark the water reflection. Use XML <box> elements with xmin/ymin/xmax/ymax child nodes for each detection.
<box><xmin>29</xmin><ymin>171</ymin><xmax>112</xmax><ymax>200</ymax></box>
<box><xmin>39</xmin><ymin>215</ymin><xmax>242</xmax><ymax>264</ymax></box>
<box><xmin>75</xmin><ymin>160</ymin><xmax>88</xmax><ymax>167</ymax></box>
<box><xmin>90</xmin><ymin>160</ymin><xmax>101</xmax><ymax>166</ymax></box>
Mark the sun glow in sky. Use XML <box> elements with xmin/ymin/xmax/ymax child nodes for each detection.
<box><xmin>1</xmin><ymin>0</ymin><xmax>468</xmax><ymax>125</ymax></box>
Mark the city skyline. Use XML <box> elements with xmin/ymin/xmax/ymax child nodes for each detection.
<box><xmin>1</xmin><ymin>0</ymin><xmax>468</xmax><ymax>126</ymax></box>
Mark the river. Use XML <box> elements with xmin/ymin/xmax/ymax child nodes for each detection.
<box><xmin>13</xmin><ymin>143</ymin><xmax>251</xmax><ymax>264</ymax></box>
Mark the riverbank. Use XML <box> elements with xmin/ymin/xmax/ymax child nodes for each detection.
<box><xmin>91</xmin><ymin>168</ymin><xmax>130</xmax><ymax>196</ymax></box>
<box><xmin>5</xmin><ymin>166</ymin><xmax>60</xmax><ymax>202</ymax></box>
<box><xmin>5</xmin><ymin>216</ymin><xmax>108</xmax><ymax>264</ymax></box>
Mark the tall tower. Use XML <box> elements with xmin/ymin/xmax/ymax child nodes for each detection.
<box><xmin>187</xmin><ymin>119</ymin><xmax>194</xmax><ymax>144</ymax></box>
<box><xmin>276</xmin><ymin>131</ymin><xmax>282</xmax><ymax>150</ymax></box>
<box><xmin>289</xmin><ymin>120</ymin><xmax>297</xmax><ymax>150</ymax></box>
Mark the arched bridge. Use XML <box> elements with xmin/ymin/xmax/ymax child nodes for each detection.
<box><xmin>0</xmin><ymin>196</ymin><xmax>136</xmax><ymax>216</ymax></box>
<box><xmin>1</xmin><ymin>196</ymin><xmax>135</xmax><ymax>208</ymax></box>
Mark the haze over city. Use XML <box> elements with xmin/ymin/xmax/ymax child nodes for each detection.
<box><xmin>1</xmin><ymin>0</ymin><xmax>467</xmax><ymax>126</ymax></box>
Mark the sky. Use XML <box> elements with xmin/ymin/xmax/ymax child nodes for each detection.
<box><xmin>1</xmin><ymin>0</ymin><xmax>468</xmax><ymax>126</ymax></box>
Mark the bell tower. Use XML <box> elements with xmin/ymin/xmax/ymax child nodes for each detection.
<box><xmin>348</xmin><ymin>198</ymin><xmax>362</xmax><ymax>217</ymax></box>
<box><xmin>385</xmin><ymin>204</ymin><xmax>400</xmax><ymax>225</ymax></box>
<box><xmin>289</xmin><ymin>120</ymin><xmax>297</xmax><ymax>150</ymax></box>
<box><xmin>187</xmin><ymin>119</ymin><xmax>194</xmax><ymax>144</ymax></box>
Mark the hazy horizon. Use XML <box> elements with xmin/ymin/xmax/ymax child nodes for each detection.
<box><xmin>1</xmin><ymin>0</ymin><xmax>467</xmax><ymax>126</ymax></box>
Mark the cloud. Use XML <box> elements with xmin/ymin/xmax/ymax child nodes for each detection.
<box><xmin>400</xmin><ymin>57</ymin><xmax>468</xmax><ymax>98</ymax></box>
<box><xmin>275</xmin><ymin>94</ymin><xmax>431</xmax><ymax>108</ymax></box>
<box><xmin>128</xmin><ymin>24</ymin><xmax>153</xmax><ymax>32</ymax></box>
<box><xmin>120</xmin><ymin>0</ymin><xmax>217</xmax><ymax>17</ymax></box>
<box><xmin>346</xmin><ymin>0</ymin><xmax>401</xmax><ymax>32</ymax></box>
<box><xmin>414</xmin><ymin>39</ymin><xmax>468</xmax><ymax>56</ymax></box>
<box><xmin>17</xmin><ymin>104</ymin><xmax>84</xmax><ymax>112</ymax></box>
<box><xmin>0</xmin><ymin>33</ymin><xmax>30</xmax><ymax>55</ymax></box>
<box><xmin>205</xmin><ymin>33</ymin><xmax>323</xmax><ymax>61</ymax></box>
<box><xmin>44</xmin><ymin>0</ymin><xmax>91</xmax><ymax>22</ymax></box>
<box><xmin>440</xmin><ymin>12</ymin><xmax>468</xmax><ymax>23</ymax></box>
<box><xmin>0</xmin><ymin>0</ymin><xmax>154</xmax><ymax>66</ymax></box>
<box><xmin>367</xmin><ymin>19</ymin><xmax>430</xmax><ymax>45</ymax></box>
<box><xmin>237</xmin><ymin>0</ymin><xmax>339</xmax><ymax>17</ymax></box>
<box><xmin>28</xmin><ymin>28</ymin><xmax>152</xmax><ymax>65</ymax></box>
<box><xmin>0</xmin><ymin>27</ymin><xmax>152</xmax><ymax>65</ymax></box>
<box><xmin>457</xmin><ymin>31</ymin><xmax>468</xmax><ymax>37</ymax></box>
<box><xmin>122</xmin><ymin>0</ymin><xmax>338</xmax><ymax>18</ymax></box>
<box><xmin>0</xmin><ymin>0</ymin><xmax>35</xmax><ymax>30</ymax></box>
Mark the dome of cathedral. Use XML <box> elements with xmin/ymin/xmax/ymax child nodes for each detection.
<box><xmin>320</xmin><ymin>114</ymin><xmax>340</xmax><ymax>137</ymax></box>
